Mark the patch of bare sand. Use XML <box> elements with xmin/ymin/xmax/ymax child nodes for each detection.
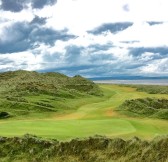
<box><xmin>105</xmin><ymin>109</ymin><xmax>118</xmax><ymax>117</ymax></box>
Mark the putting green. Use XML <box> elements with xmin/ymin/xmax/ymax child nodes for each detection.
<box><xmin>0</xmin><ymin>84</ymin><xmax>168</xmax><ymax>140</ymax></box>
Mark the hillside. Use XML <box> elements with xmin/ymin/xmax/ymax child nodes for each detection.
<box><xmin>0</xmin><ymin>70</ymin><xmax>102</xmax><ymax>118</ymax></box>
<box><xmin>0</xmin><ymin>70</ymin><xmax>102</xmax><ymax>96</ymax></box>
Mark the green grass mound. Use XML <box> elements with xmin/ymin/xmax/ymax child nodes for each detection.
<box><xmin>0</xmin><ymin>134</ymin><xmax>168</xmax><ymax>162</ymax></box>
<box><xmin>117</xmin><ymin>98</ymin><xmax>168</xmax><ymax>119</ymax></box>
<box><xmin>131</xmin><ymin>85</ymin><xmax>168</xmax><ymax>94</ymax></box>
<box><xmin>0</xmin><ymin>70</ymin><xmax>102</xmax><ymax>117</ymax></box>
<box><xmin>0</xmin><ymin>70</ymin><xmax>102</xmax><ymax>97</ymax></box>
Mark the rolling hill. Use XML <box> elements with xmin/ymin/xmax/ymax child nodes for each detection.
<box><xmin>0</xmin><ymin>70</ymin><xmax>102</xmax><ymax>118</ymax></box>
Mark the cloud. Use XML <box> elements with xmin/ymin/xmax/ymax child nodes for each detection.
<box><xmin>147</xmin><ymin>21</ymin><xmax>163</xmax><ymax>26</ymax></box>
<box><xmin>88</xmin><ymin>43</ymin><xmax>113</xmax><ymax>52</ymax></box>
<box><xmin>0</xmin><ymin>21</ymin><xmax>75</xmax><ymax>54</ymax></box>
<box><xmin>137</xmin><ymin>52</ymin><xmax>160</xmax><ymax>62</ymax></box>
<box><xmin>1</xmin><ymin>40</ymin><xmax>168</xmax><ymax>77</ymax></box>
<box><xmin>35</xmin><ymin>43</ymin><xmax>117</xmax><ymax>76</ymax></box>
<box><xmin>12</xmin><ymin>41</ymin><xmax>168</xmax><ymax>77</ymax></box>
<box><xmin>31</xmin><ymin>0</ymin><xmax>57</xmax><ymax>9</ymax></box>
<box><xmin>30</xmin><ymin>16</ymin><xmax>47</xmax><ymax>25</ymax></box>
<box><xmin>65</xmin><ymin>45</ymin><xmax>85</xmax><ymax>64</ymax></box>
<box><xmin>0</xmin><ymin>51</ymin><xmax>41</xmax><ymax>72</ymax></box>
<box><xmin>129</xmin><ymin>47</ymin><xmax>168</xmax><ymax>57</ymax></box>
<box><xmin>120</xmin><ymin>41</ymin><xmax>140</xmax><ymax>44</ymax></box>
<box><xmin>0</xmin><ymin>0</ymin><xmax>25</xmax><ymax>12</ymax></box>
<box><xmin>40</xmin><ymin>43</ymin><xmax>133</xmax><ymax>77</ymax></box>
<box><xmin>122</xmin><ymin>4</ymin><xmax>130</xmax><ymax>12</ymax></box>
<box><xmin>140</xmin><ymin>58</ymin><xmax>168</xmax><ymax>75</ymax></box>
<box><xmin>0</xmin><ymin>0</ymin><xmax>57</xmax><ymax>12</ymax></box>
<box><xmin>63</xmin><ymin>43</ymin><xmax>116</xmax><ymax>66</ymax></box>
<box><xmin>88</xmin><ymin>22</ymin><xmax>133</xmax><ymax>35</ymax></box>
<box><xmin>0</xmin><ymin>57</ymin><xmax>13</xmax><ymax>65</ymax></box>
<box><xmin>42</xmin><ymin>52</ymin><xmax>61</xmax><ymax>63</ymax></box>
<box><xmin>0</xmin><ymin>0</ymin><xmax>168</xmax><ymax>77</ymax></box>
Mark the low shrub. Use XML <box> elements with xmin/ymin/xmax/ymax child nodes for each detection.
<box><xmin>117</xmin><ymin>98</ymin><xmax>168</xmax><ymax>119</ymax></box>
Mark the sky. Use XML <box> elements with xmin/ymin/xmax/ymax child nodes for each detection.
<box><xmin>0</xmin><ymin>0</ymin><xmax>168</xmax><ymax>77</ymax></box>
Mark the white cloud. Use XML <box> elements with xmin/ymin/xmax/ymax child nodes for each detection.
<box><xmin>0</xmin><ymin>51</ymin><xmax>43</xmax><ymax>71</ymax></box>
<box><xmin>0</xmin><ymin>9</ymin><xmax>34</xmax><ymax>22</ymax></box>
<box><xmin>114</xmin><ymin>22</ymin><xmax>168</xmax><ymax>47</ymax></box>
<box><xmin>0</xmin><ymin>0</ymin><xmax>168</xmax><ymax>77</ymax></box>
<box><xmin>140</xmin><ymin>58</ymin><xmax>168</xmax><ymax>74</ymax></box>
<box><xmin>40</xmin><ymin>0</ymin><xmax>168</xmax><ymax>33</ymax></box>
<box><xmin>138</xmin><ymin>52</ymin><xmax>157</xmax><ymax>61</ymax></box>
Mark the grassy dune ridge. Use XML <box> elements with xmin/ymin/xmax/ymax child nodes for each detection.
<box><xmin>0</xmin><ymin>134</ymin><xmax>168</xmax><ymax>162</ymax></box>
<box><xmin>117</xmin><ymin>97</ymin><xmax>168</xmax><ymax>119</ymax></box>
<box><xmin>126</xmin><ymin>84</ymin><xmax>168</xmax><ymax>94</ymax></box>
<box><xmin>0</xmin><ymin>70</ymin><xmax>102</xmax><ymax>117</ymax></box>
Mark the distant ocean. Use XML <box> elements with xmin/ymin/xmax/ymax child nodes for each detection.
<box><xmin>93</xmin><ymin>79</ymin><xmax>168</xmax><ymax>85</ymax></box>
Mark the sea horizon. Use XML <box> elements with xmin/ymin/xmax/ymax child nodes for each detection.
<box><xmin>93</xmin><ymin>79</ymin><xmax>168</xmax><ymax>85</ymax></box>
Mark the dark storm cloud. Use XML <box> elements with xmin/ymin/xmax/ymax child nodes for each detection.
<box><xmin>88</xmin><ymin>53</ymin><xmax>115</xmax><ymax>62</ymax></box>
<box><xmin>40</xmin><ymin>44</ymin><xmax>168</xmax><ymax>77</ymax></box>
<box><xmin>0</xmin><ymin>22</ymin><xmax>32</xmax><ymax>53</ymax></box>
<box><xmin>129</xmin><ymin>47</ymin><xmax>168</xmax><ymax>57</ymax></box>
<box><xmin>51</xmin><ymin>65</ymin><xmax>99</xmax><ymax>71</ymax></box>
<box><xmin>64</xmin><ymin>43</ymin><xmax>114</xmax><ymax>65</ymax></box>
<box><xmin>40</xmin><ymin>43</ymin><xmax>116</xmax><ymax>76</ymax></box>
<box><xmin>30</xmin><ymin>16</ymin><xmax>47</xmax><ymax>25</ymax></box>
<box><xmin>88</xmin><ymin>44</ymin><xmax>115</xmax><ymax>62</ymax></box>
<box><xmin>65</xmin><ymin>45</ymin><xmax>84</xmax><ymax>62</ymax></box>
<box><xmin>0</xmin><ymin>0</ymin><xmax>57</xmax><ymax>12</ymax></box>
<box><xmin>70</xmin><ymin>61</ymin><xmax>140</xmax><ymax>78</ymax></box>
<box><xmin>88</xmin><ymin>22</ymin><xmax>133</xmax><ymax>35</ymax></box>
<box><xmin>147</xmin><ymin>21</ymin><xmax>163</xmax><ymax>26</ymax></box>
<box><xmin>88</xmin><ymin>43</ymin><xmax>113</xmax><ymax>52</ymax></box>
<box><xmin>31</xmin><ymin>0</ymin><xmax>57</xmax><ymax>9</ymax></box>
<box><xmin>38</xmin><ymin>64</ymin><xmax>101</xmax><ymax>77</ymax></box>
<box><xmin>125</xmin><ymin>63</ymin><xmax>144</xmax><ymax>70</ymax></box>
<box><xmin>0</xmin><ymin>21</ymin><xmax>75</xmax><ymax>54</ymax></box>
<box><xmin>0</xmin><ymin>0</ymin><xmax>25</xmax><ymax>12</ymax></box>
<box><xmin>30</xmin><ymin>27</ymin><xmax>74</xmax><ymax>46</ymax></box>
<box><xmin>42</xmin><ymin>52</ymin><xmax>61</xmax><ymax>63</ymax></box>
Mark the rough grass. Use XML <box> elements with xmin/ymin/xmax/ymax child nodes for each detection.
<box><xmin>127</xmin><ymin>84</ymin><xmax>168</xmax><ymax>94</ymax></box>
<box><xmin>0</xmin><ymin>70</ymin><xmax>102</xmax><ymax>117</ymax></box>
<box><xmin>0</xmin><ymin>70</ymin><xmax>102</xmax><ymax>97</ymax></box>
<box><xmin>117</xmin><ymin>97</ymin><xmax>168</xmax><ymax>119</ymax></box>
<box><xmin>0</xmin><ymin>134</ymin><xmax>168</xmax><ymax>162</ymax></box>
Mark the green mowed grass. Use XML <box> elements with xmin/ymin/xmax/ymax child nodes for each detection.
<box><xmin>0</xmin><ymin>118</ymin><xmax>168</xmax><ymax>140</ymax></box>
<box><xmin>0</xmin><ymin>84</ymin><xmax>168</xmax><ymax>140</ymax></box>
<box><xmin>0</xmin><ymin>119</ymin><xmax>135</xmax><ymax>140</ymax></box>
